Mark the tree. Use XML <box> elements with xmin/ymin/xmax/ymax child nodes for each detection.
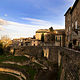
<box><xmin>45</xmin><ymin>33</ymin><xmax>55</xmax><ymax>43</ymax></box>
<box><xmin>41</xmin><ymin>33</ymin><xmax>44</xmax><ymax>42</ymax></box>
<box><xmin>49</xmin><ymin>27</ymin><xmax>54</xmax><ymax>32</ymax></box>
<box><xmin>0</xmin><ymin>35</ymin><xmax>12</xmax><ymax>47</ymax></box>
<box><xmin>33</xmin><ymin>35</ymin><xmax>35</xmax><ymax>39</ymax></box>
<box><xmin>0</xmin><ymin>42</ymin><xmax>4</xmax><ymax>55</ymax></box>
<box><xmin>41</xmin><ymin>49</ymin><xmax>44</xmax><ymax>57</ymax></box>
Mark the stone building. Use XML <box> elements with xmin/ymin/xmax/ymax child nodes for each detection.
<box><xmin>31</xmin><ymin>39</ymin><xmax>41</xmax><ymax>46</ymax></box>
<box><xmin>35</xmin><ymin>29</ymin><xmax>50</xmax><ymax>40</ymax></box>
<box><xmin>35</xmin><ymin>29</ymin><xmax>65</xmax><ymax>47</ymax></box>
<box><xmin>54</xmin><ymin>29</ymin><xmax>65</xmax><ymax>47</ymax></box>
<box><xmin>65</xmin><ymin>0</ymin><xmax>80</xmax><ymax>49</ymax></box>
<box><xmin>64</xmin><ymin>7</ymin><xmax>72</xmax><ymax>47</ymax></box>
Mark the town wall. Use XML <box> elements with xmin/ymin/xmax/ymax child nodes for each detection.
<box><xmin>14</xmin><ymin>46</ymin><xmax>58</xmax><ymax>64</ymax></box>
<box><xmin>58</xmin><ymin>47</ymin><xmax>80</xmax><ymax>80</ymax></box>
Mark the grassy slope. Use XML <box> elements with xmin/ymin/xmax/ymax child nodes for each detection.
<box><xmin>0</xmin><ymin>73</ymin><xmax>19</xmax><ymax>80</ymax></box>
<box><xmin>0</xmin><ymin>55</ymin><xmax>41</xmax><ymax>80</ymax></box>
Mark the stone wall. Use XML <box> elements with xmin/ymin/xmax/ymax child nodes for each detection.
<box><xmin>57</xmin><ymin>47</ymin><xmax>80</xmax><ymax>80</ymax></box>
<box><xmin>65</xmin><ymin>7</ymin><xmax>72</xmax><ymax>47</ymax></box>
<box><xmin>11</xmin><ymin>45</ymin><xmax>80</xmax><ymax>80</ymax></box>
<box><xmin>14</xmin><ymin>46</ymin><xmax>58</xmax><ymax>64</ymax></box>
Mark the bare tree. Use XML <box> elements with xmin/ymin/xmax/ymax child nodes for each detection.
<box><xmin>0</xmin><ymin>35</ymin><xmax>12</xmax><ymax>47</ymax></box>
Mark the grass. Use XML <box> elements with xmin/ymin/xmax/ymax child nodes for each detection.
<box><xmin>0</xmin><ymin>73</ymin><xmax>19</xmax><ymax>80</ymax></box>
<box><xmin>0</xmin><ymin>55</ymin><xmax>29</xmax><ymax>63</ymax></box>
<box><xmin>0</xmin><ymin>55</ymin><xmax>40</xmax><ymax>80</ymax></box>
<box><xmin>0</xmin><ymin>63</ymin><xmax>37</xmax><ymax>80</ymax></box>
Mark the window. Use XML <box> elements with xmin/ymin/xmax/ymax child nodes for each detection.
<box><xmin>60</xmin><ymin>36</ymin><xmax>61</xmax><ymax>41</ymax></box>
<box><xmin>56</xmin><ymin>37</ymin><xmax>57</xmax><ymax>41</ymax></box>
<box><xmin>69</xmin><ymin>26</ymin><xmax>71</xmax><ymax>31</ymax></box>
<box><xmin>75</xmin><ymin>21</ymin><xmax>77</xmax><ymax>29</ymax></box>
<box><xmin>72</xmin><ymin>23</ymin><xmax>73</xmax><ymax>29</ymax></box>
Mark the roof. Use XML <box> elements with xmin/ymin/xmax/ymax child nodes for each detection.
<box><xmin>54</xmin><ymin>29</ymin><xmax>65</xmax><ymax>35</ymax></box>
<box><xmin>65</xmin><ymin>0</ymin><xmax>79</xmax><ymax>15</ymax></box>
<box><xmin>64</xmin><ymin>7</ymin><xmax>72</xmax><ymax>16</ymax></box>
<box><xmin>31</xmin><ymin>39</ymin><xmax>41</xmax><ymax>41</ymax></box>
<box><xmin>36</xmin><ymin>29</ymin><xmax>65</xmax><ymax>35</ymax></box>
<box><xmin>36</xmin><ymin>29</ymin><xmax>49</xmax><ymax>33</ymax></box>
<box><xmin>70</xmin><ymin>0</ymin><xmax>79</xmax><ymax>14</ymax></box>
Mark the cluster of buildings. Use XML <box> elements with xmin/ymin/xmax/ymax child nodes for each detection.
<box><xmin>11</xmin><ymin>28</ymin><xmax>65</xmax><ymax>47</ymax></box>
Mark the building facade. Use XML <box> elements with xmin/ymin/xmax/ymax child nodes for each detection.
<box><xmin>65</xmin><ymin>0</ymin><xmax>80</xmax><ymax>49</ymax></box>
<box><xmin>54</xmin><ymin>29</ymin><xmax>65</xmax><ymax>47</ymax></box>
<box><xmin>35</xmin><ymin>29</ymin><xmax>65</xmax><ymax>47</ymax></box>
<box><xmin>35</xmin><ymin>29</ymin><xmax>49</xmax><ymax>40</ymax></box>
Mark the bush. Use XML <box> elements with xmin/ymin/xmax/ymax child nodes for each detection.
<box><xmin>0</xmin><ymin>43</ymin><xmax>4</xmax><ymax>55</ymax></box>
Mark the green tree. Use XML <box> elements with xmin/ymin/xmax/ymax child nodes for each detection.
<box><xmin>13</xmin><ymin>48</ymin><xmax>15</xmax><ymax>56</ymax></box>
<box><xmin>41</xmin><ymin>50</ymin><xmax>44</xmax><ymax>57</ymax></box>
<box><xmin>0</xmin><ymin>42</ymin><xmax>4</xmax><ymax>55</ymax></box>
<box><xmin>41</xmin><ymin>33</ymin><xmax>44</xmax><ymax>42</ymax></box>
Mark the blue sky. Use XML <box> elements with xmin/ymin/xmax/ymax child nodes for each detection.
<box><xmin>0</xmin><ymin>0</ymin><xmax>75</xmax><ymax>39</ymax></box>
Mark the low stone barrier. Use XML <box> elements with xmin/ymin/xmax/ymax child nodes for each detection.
<box><xmin>57</xmin><ymin>47</ymin><xmax>80</xmax><ymax>80</ymax></box>
<box><xmin>0</xmin><ymin>67</ymin><xmax>27</xmax><ymax>80</ymax></box>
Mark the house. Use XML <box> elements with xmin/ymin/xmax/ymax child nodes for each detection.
<box><xmin>65</xmin><ymin>0</ymin><xmax>80</xmax><ymax>49</ymax></box>
<box><xmin>35</xmin><ymin>29</ymin><xmax>50</xmax><ymax>40</ymax></box>
<box><xmin>54</xmin><ymin>29</ymin><xmax>65</xmax><ymax>47</ymax></box>
<box><xmin>35</xmin><ymin>28</ymin><xmax>65</xmax><ymax>47</ymax></box>
<box><xmin>31</xmin><ymin>39</ymin><xmax>41</xmax><ymax>46</ymax></box>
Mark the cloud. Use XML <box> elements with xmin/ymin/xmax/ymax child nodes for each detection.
<box><xmin>0</xmin><ymin>19</ymin><xmax>7</xmax><ymax>25</ymax></box>
<box><xmin>22</xmin><ymin>17</ymin><xmax>64</xmax><ymax>29</ymax></box>
<box><xmin>0</xmin><ymin>19</ymin><xmax>7</xmax><ymax>31</ymax></box>
<box><xmin>0</xmin><ymin>18</ymin><xmax>64</xmax><ymax>39</ymax></box>
<box><xmin>0</xmin><ymin>25</ymin><xmax>5</xmax><ymax>31</ymax></box>
<box><xmin>22</xmin><ymin>17</ymin><xmax>52</xmax><ymax>26</ymax></box>
<box><xmin>4</xmin><ymin>14</ymin><xmax>8</xmax><ymax>17</ymax></box>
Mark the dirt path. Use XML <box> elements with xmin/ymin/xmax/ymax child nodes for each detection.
<box><xmin>37</xmin><ymin>68</ymin><xmax>58</xmax><ymax>80</ymax></box>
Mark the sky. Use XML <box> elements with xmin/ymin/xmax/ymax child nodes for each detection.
<box><xmin>0</xmin><ymin>0</ymin><xmax>75</xmax><ymax>39</ymax></box>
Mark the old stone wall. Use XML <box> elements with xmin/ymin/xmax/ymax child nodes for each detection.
<box><xmin>71</xmin><ymin>0</ymin><xmax>80</xmax><ymax>42</ymax></box>
<box><xmin>14</xmin><ymin>46</ymin><xmax>58</xmax><ymax>64</ymax></box>
<box><xmin>58</xmin><ymin>47</ymin><xmax>80</xmax><ymax>80</ymax></box>
<box><xmin>65</xmin><ymin>8</ymin><xmax>72</xmax><ymax>47</ymax></box>
<box><xmin>14</xmin><ymin>46</ymin><xmax>80</xmax><ymax>80</ymax></box>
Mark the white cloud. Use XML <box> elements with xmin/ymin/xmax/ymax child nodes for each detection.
<box><xmin>22</xmin><ymin>17</ymin><xmax>52</xmax><ymax>26</ymax></box>
<box><xmin>0</xmin><ymin>25</ymin><xmax>5</xmax><ymax>31</ymax></box>
<box><xmin>4</xmin><ymin>14</ymin><xmax>8</xmax><ymax>17</ymax></box>
<box><xmin>0</xmin><ymin>19</ymin><xmax>7</xmax><ymax>25</ymax></box>
<box><xmin>0</xmin><ymin>18</ymin><xmax>64</xmax><ymax>39</ymax></box>
<box><xmin>22</xmin><ymin>17</ymin><xmax>64</xmax><ymax>29</ymax></box>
